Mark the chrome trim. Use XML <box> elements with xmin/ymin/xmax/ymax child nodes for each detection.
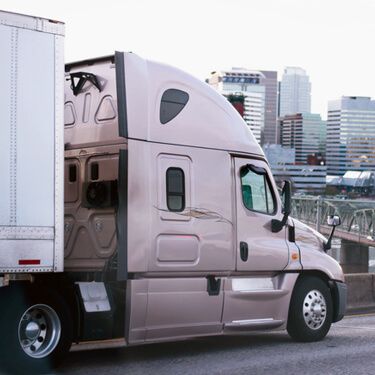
<box><xmin>225</xmin><ymin>318</ymin><xmax>284</xmax><ymax>331</ymax></box>
<box><xmin>302</xmin><ymin>289</ymin><xmax>327</xmax><ymax>330</ymax></box>
<box><xmin>231</xmin><ymin>318</ymin><xmax>274</xmax><ymax>325</ymax></box>
<box><xmin>232</xmin><ymin>278</ymin><xmax>274</xmax><ymax>292</ymax></box>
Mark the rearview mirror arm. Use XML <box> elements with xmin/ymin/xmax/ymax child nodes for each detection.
<box><xmin>323</xmin><ymin>226</ymin><xmax>337</xmax><ymax>252</ymax></box>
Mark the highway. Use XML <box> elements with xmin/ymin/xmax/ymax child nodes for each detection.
<box><xmin>56</xmin><ymin>314</ymin><xmax>375</xmax><ymax>375</ymax></box>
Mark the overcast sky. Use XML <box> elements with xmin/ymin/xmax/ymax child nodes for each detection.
<box><xmin>2</xmin><ymin>0</ymin><xmax>375</xmax><ymax>118</ymax></box>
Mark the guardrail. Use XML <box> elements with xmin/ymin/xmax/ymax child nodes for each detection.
<box><xmin>292</xmin><ymin>197</ymin><xmax>375</xmax><ymax>313</ymax></box>
<box><xmin>292</xmin><ymin>196</ymin><xmax>375</xmax><ymax>242</ymax></box>
<box><xmin>346</xmin><ymin>273</ymin><xmax>375</xmax><ymax>313</ymax></box>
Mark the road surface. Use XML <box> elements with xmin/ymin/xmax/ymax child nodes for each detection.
<box><xmin>54</xmin><ymin>313</ymin><xmax>375</xmax><ymax>375</ymax></box>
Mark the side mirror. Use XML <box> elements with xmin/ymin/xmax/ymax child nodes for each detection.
<box><xmin>327</xmin><ymin>215</ymin><xmax>341</xmax><ymax>227</ymax></box>
<box><xmin>272</xmin><ymin>180</ymin><xmax>292</xmax><ymax>233</ymax></box>
<box><xmin>281</xmin><ymin>180</ymin><xmax>292</xmax><ymax>216</ymax></box>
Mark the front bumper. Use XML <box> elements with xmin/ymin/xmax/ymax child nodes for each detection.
<box><xmin>331</xmin><ymin>281</ymin><xmax>347</xmax><ymax>322</ymax></box>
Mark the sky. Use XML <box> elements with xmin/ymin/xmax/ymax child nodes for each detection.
<box><xmin>2</xmin><ymin>0</ymin><xmax>375</xmax><ymax>118</ymax></box>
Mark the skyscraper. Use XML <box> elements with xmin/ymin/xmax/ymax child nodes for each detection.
<box><xmin>279</xmin><ymin>113</ymin><xmax>326</xmax><ymax>164</ymax></box>
<box><xmin>207</xmin><ymin>68</ymin><xmax>277</xmax><ymax>145</ymax></box>
<box><xmin>326</xmin><ymin>96</ymin><xmax>375</xmax><ymax>175</ymax></box>
<box><xmin>259</xmin><ymin>70</ymin><xmax>278</xmax><ymax>144</ymax></box>
<box><xmin>279</xmin><ymin>67</ymin><xmax>311</xmax><ymax>117</ymax></box>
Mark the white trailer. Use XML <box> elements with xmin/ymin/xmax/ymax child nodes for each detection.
<box><xmin>0</xmin><ymin>11</ymin><xmax>64</xmax><ymax>274</ymax></box>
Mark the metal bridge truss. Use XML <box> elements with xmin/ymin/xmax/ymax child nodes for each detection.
<box><xmin>292</xmin><ymin>197</ymin><xmax>375</xmax><ymax>242</ymax></box>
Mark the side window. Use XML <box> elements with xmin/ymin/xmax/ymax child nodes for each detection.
<box><xmin>240</xmin><ymin>165</ymin><xmax>275</xmax><ymax>214</ymax></box>
<box><xmin>166</xmin><ymin>168</ymin><xmax>185</xmax><ymax>212</ymax></box>
<box><xmin>160</xmin><ymin>89</ymin><xmax>189</xmax><ymax>124</ymax></box>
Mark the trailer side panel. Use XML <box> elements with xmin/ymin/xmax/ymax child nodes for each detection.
<box><xmin>0</xmin><ymin>11</ymin><xmax>64</xmax><ymax>273</ymax></box>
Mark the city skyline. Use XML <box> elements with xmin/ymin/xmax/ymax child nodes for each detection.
<box><xmin>2</xmin><ymin>0</ymin><xmax>375</xmax><ymax>118</ymax></box>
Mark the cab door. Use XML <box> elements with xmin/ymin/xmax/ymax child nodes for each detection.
<box><xmin>234</xmin><ymin>157</ymin><xmax>289</xmax><ymax>271</ymax></box>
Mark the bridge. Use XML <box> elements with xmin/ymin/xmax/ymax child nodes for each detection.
<box><xmin>291</xmin><ymin>196</ymin><xmax>375</xmax><ymax>273</ymax></box>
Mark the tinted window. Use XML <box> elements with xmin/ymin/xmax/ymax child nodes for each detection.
<box><xmin>91</xmin><ymin>163</ymin><xmax>99</xmax><ymax>181</ymax></box>
<box><xmin>166</xmin><ymin>168</ymin><xmax>185</xmax><ymax>212</ymax></box>
<box><xmin>69</xmin><ymin>164</ymin><xmax>77</xmax><ymax>182</ymax></box>
<box><xmin>160</xmin><ymin>89</ymin><xmax>189</xmax><ymax>124</ymax></box>
<box><xmin>240</xmin><ymin>166</ymin><xmax>275</xmax><ymax>214</ymax></box>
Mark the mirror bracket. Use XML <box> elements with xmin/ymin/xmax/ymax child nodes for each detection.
<box><xmin>271</xmin><ymin>215</ymin><xmax>288</xmax><ymax>233</ymax></box>
<box><xmin>323</xmin><ymin>215</ymin><xmax>341</xmax><ymax>252</ymax></box>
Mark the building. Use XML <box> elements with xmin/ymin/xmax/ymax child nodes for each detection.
<box><xmin>326</xmin><ymin>96</ymin><xmax>375</xmax><ymax>175</ymax></box>
<box><xmin>272</xmin><ymin>164</ymin><xmax>327</xmax><ymax>193</ymax></box>
<box><xmin>259</xmin><ymin>70</ymin><xmax>278</xmax><ymax>144</ymax></box>
<box><xmin>263</xmin><ymin>143</ymin><xmax>295</xmax><ymax>166</ymax></box>
<box><xmin>326</xmin><ymin>171</ymin><xmax>375</xmax><ymax>196</ymax></box>
<box><xmin>263</xmin><ymin>144</ymin><xmax>326</xmax><ymax>194</ymax></box>
<box><xmin>279</xmin><ymin>113</ymin><xmax>326</xmax><ymax>164</ymax></box>
<box><xmin>207</xmin><ymin>68</ymin><xmax>278</xmax><ymax>144</ymax></box>
<box><xmin>279</xmin><ymin>67</ymin><xmax>311</xmax><ymax>117</ymax></box>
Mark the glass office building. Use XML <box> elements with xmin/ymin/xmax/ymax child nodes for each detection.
<box><xmin>279</xmin><ymin>113</ymin><xmax>326</xmax><ymax>164</ymax></box>
<box><xmin>326</xmin><ymin>96</ymin><xmax>375</xmax><ymax>175</ymax></box>
<box><xmin>279</xmin><ymin>67</ymin><xmax>311</xmax><ymax>117</ymax></box>
<box><xmin>207</xmin><ymin>68</ymin><xmax>277</xmax><ymax>145</ymax></box>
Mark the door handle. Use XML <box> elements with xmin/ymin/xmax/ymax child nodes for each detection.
<box><xmin>240</xmin><ymin>241</ymin><xmax>249</xmax><ymax>262</ymax></box>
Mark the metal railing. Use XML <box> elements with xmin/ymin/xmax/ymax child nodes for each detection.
<box><xmin>292</xmin><ymin>196</ymin><xmax>375</xmax><ymax>241</ymax></box>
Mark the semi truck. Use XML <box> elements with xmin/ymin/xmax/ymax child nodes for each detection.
<box><xmin>0</xmin><ymin>10</ymin><xmax>347</xmax><ymax>374</ymax></box>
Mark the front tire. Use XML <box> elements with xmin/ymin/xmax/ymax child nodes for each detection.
<box><xmin>287</xmin><ymin>276</ymin><xmax>333</xmax><ymax>342</ymax></box>
<box><xmin>0</xmin><ymin>284</ymin><xmax>73</xmax><ymax>374</ymax></box>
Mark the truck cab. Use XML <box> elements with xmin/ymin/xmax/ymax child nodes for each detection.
<box><xmin>62</xmin><ymin>52</ymin><xmax>346</xmax><ymax>342</ymax></box>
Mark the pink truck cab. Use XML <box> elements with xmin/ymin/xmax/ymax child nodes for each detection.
<box><xmin>0</xmin><ymin>11</ymin><xmax>346</xmax><ymax>374</ymax></box>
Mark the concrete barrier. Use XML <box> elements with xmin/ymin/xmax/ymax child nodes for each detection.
<box><xmin>345</xmin><ymin>273</ymin><xmax>375</xmax><ymax>313</ymax></box>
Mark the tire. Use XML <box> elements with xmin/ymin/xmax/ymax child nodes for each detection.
<box><xmin>287</xmin><ymin>276</ymin><xmax>333</xmax><ymax>342</ymax></box>
<box><xmin>0</xmin><ymin>284</ymin><xmax>73</xmax><ymax>374</ymax></box>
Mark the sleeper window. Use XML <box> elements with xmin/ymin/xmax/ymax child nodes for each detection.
<box><xmin>240</xmin><ymin>166</ymin><xmax>275</xmax><ymax>215</ymax></box>
<box><xmin>166</xmin><ymin>168</ymin><xmax>185</xmax><ymax>212</ymax></box>
<box><xmin>160</xmin><ymin>89</ymin><xmax>189</xmax><ymax>124</ymax></box>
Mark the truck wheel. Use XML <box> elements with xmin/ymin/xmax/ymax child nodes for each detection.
<box><xmin>287</xmin><ymin>276</ymin><xmax>333</xmax><ymax>342</ymax></box>
<box><xmin>0</xmin><ymin>284</ymin><xmax>73</xmax><ymax>374</ymax></box>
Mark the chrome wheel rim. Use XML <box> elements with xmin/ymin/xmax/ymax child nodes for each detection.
<box><xmin>302</xmin><ymin>289</ymin><xmax>327</xmax><ymax>330</ymax></box>
<box><xmin>18</xmin><ymin>304</ymin><xmax>61</xmax><ymax>358</ymax></box>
